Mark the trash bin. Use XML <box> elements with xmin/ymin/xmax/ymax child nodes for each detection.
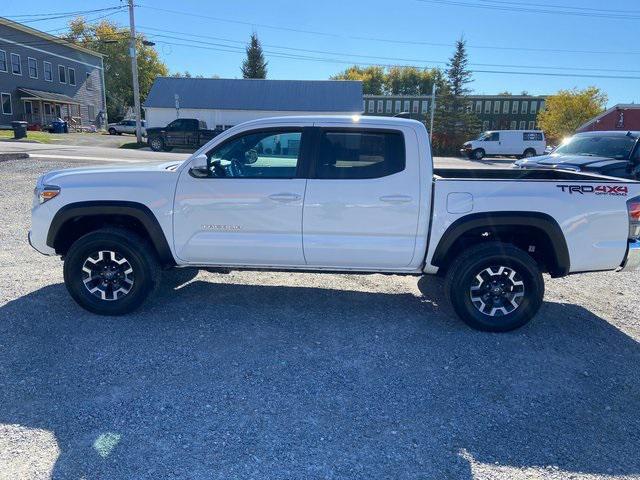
<box><xmin>63</xmin><ymin>121</ymin><xmax>69</xmax><ymax>134</ymax></box>
<box><xmin>11</xmin><ymin>121</ymin><xmax>28</xmax><ymax>140</ymax></box>
<box><xmin>51</xmin><ymin>121</ymin><xmax>65</xmax><ymax>134</ymax></box>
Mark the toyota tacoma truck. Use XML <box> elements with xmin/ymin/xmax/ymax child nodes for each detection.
<box><xmin>29</xmin><ymin>116</ymin><xmax>640</xmax><ymax>332</ymax></box>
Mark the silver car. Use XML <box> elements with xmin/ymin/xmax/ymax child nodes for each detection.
<box><xmin>108</xmin><ymin>119</ymin><xmax>147</xmax><ymax>136</ymax></box>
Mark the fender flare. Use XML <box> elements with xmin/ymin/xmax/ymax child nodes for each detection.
<box><xmin>47</xmin><ymin>201</ymin><xmax>175</xmax><ymax>266</ymax></box>
<box><xmin>431</xmin><ymin>211</ymin><xmax>570</xmax><ymax>277</ymax></box>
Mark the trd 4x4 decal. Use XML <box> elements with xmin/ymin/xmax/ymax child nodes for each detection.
<box><xmin>557</xmin><ymin>185</ymin><xmax>628</xmax><ymax>196</ymax></box>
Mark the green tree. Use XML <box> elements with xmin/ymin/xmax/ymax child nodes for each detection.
<box><xmin>241</xmin><ymin>33</ymin><xmax>267</xmax><ymax>79</ymax></box>
<box><xmin>432</xmin><ymin>37</ymin><xmax>480</xmax><ymax>155</ymax></box>
<box><xmin>537</xmin><ymin>87</ymin><xmax>607</xmax><ymax>143</ymax></box>
<box><xmin>65</xmin><ymin>17</ymin><xmax>169</xmax><ymax>122</ymax></box>
<box><xmin>384</xmin><ymin>66</ymin><xmax>443</xmax><ymax>95</ymax></box>
<box><xmin>330</xmin><ymin>65</ymin><xmax>385</xmax><ymax>95</ymax></box>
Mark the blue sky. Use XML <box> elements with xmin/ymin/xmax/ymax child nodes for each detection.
<box><xmin>7</xmin><ymin>0</ymin><xmax>639</xmax><ymax>105</ymax></box>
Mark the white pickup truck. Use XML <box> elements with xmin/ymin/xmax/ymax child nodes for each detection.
<box><xmin>29</xmin><ymin>116</ymin><xmax>640</xmax><ymax>331</ymax></box>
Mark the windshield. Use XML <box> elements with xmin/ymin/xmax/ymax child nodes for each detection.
<box><xmin>554</xmin><ymin>135</ymin><xmax>637</xmax><ymax>159</ymax></box>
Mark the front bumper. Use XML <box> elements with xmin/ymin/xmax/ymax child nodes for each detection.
<box><xmin>460</xmin><ymin>147</ymin><xmax>472</xmax><ymax>156</ymax></box>
<box><xmin>620</xmin><ymin>240</ymin><xmax>640</xmax><ymax>272</ymax></box>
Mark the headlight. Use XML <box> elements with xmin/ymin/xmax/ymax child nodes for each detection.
<box><xmin>35</xmin><ymin>185</ymin><xmax>61</xmax><ymax>204</ymax></box>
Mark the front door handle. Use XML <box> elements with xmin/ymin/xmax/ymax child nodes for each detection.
<box><xmin>268</xmin><ymin>193</ymin><xmax>302</xmax><ymax>203</ymax></box>
<box><xmin>380</xmin><ymin>195</ymin><xmax>412</xmax><ymax>204</ymax></box>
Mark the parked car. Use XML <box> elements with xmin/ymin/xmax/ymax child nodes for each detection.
<box><xmin>461</xmin><ymin>130</ymin><xmax>546</xmax><ymax>160</ymax></box>
<box><xmin>29</xmin><ymin>116</ymin><xmax>640</xmax><ymax>332</ymax></box>
<box><xmin>108</xmin><ymin>119</ymin><xmax>146</xmax><ymax>136</ymax></box>
<box><xmin>146</xmin><ymin>118</ymin><xmax>221</xmax><ymax>152</ymax></box>
<box><xmin>514</xmin><ymin>131</ymin><xmax>640</xmax><ymax>180</ymax></box>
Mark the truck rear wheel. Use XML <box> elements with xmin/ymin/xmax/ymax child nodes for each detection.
<box><xmin>63</xmin><ymin>228</ymin><xmax>161</xmax><ymax>315</ymax></box>
<box><xmin>444</xmin><ymin>242</ymin><xmax>544</xmax><ymax>332</ymax></box>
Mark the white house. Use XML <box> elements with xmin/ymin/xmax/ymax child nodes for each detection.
<box><xmin>142</xmin><ymin>77</ymin><xmax>364</xmax><ymax>129</ymax></box>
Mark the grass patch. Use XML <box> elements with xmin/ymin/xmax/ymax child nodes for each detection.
<box><xmin>119</xmin><ymin>141</ymin><xmax>147</xmax><ymax>149</ymax></box>
<box><xmin>0</xmin><ymin>130</ymin><xmax>63</xmax><ymax>144</ymax></box>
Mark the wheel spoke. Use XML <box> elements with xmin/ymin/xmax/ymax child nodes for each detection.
<box><xmin>469</xmin><ymin>265</ymin><xmax>525</xmax><ymax>317</ymax></box>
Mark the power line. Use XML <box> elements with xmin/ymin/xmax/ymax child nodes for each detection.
<box><xmin>137</xmin><ymin>27</ymin><xmax>640</xmax><ymax>75</ymax></box>
<box><xmin>147</xmin><ymin>37</ymin><xmax>640</xmax><ymax>80</ymax></box>
<box><xmin>134</xmin><ymin>4</ymin><xmax>640</xmax><ymax>56</ymax></box>
<box><xmin>477</xmin><ymin>0</ymin><xmax>631</xmax><ymax>15</ymax></box>
<box><xmin>415</xmin><ymin>0</ymin><xmax>640</xmax><ymax>20</ymax></box>
<box><xmin>3</xmin><ymin>6</ymin><xmax>125</xmax><ymax>20</ymax></box>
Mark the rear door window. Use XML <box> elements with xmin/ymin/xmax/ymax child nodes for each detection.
<box><xmin>315</xmin><ymin>130</ymin><xmax>405</xmax><ymax>179</ymax></box>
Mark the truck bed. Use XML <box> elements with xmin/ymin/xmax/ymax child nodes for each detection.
<box><xmin>433</xmin><ymin>167</ymin><xmax>637</xmax><ymax>182</ymax></box>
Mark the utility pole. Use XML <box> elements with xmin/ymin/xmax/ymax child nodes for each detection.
<box><xmin>429</xmin><ymin>83</ymin><xmax>437</xmax><ymax>144</ymax></box>
<box><xmin>127</xmin><ymin>0</ymin><xmax>143</xmax><ymax>144</ymax></box>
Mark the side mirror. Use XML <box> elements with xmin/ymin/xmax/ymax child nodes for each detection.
<box><xmin>189</xmin><ymin>153</ymin><xmax>209</xmax><ymax>178</ymax></box>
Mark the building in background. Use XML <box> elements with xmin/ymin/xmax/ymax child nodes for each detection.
<box><xmin>0</xmin><ymin>17</ymin><xmax>106</xmax><ymax>130</ymax></box>
<box><xmin>363</xmin><ymin>93</ymin><xmax>546</xmax><ymax>131</ymax></box>
<box><xmin>576</xmin><ymin>104</ymin><xmax>640</xmax><ymax>133</ymax></box>
<box><xmin>143</xmin><ymin>78</ymin><xmax>363</xmax><ymax>128</ymax></box>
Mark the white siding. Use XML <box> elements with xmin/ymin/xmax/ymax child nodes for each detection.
<box><xmin>143</xmin><ymin>107</ymin><xmax>360</xmax><ymax>128</ymax></box>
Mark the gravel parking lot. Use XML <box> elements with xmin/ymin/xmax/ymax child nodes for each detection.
<box><xmin>1</xmin><ymin>157</ymin><xmax>639</xmax><ymax>480</ymax></box>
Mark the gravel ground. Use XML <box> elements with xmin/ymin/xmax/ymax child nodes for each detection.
<box><xmin>1</xmin><ymin>158</ymin><xmax>639</xmax><ymax>480</ymax></box>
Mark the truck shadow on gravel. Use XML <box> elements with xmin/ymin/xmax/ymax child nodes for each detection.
<box><xmin>1</xmin><ymin>271</ymin><xmax>639</xmax><ymax>479</ymax></box>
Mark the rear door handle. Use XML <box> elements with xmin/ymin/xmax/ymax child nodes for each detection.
<box><xmin>379</xmin><ymin>195</ymin><xmax>412</xmax><ymax>204</ymax></box>
<box><xmin>268</xmin><ymin>193</ymin><xmax>302</xmax><ymax>203</ymax></box>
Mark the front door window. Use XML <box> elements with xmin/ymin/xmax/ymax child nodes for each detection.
<box><xmin>206</xmin><ymin>130</ymin><xmax>302</xmax><ymax>179</ymax></box>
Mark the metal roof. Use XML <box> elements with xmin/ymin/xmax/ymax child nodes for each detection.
<box><xmin>143</xmin><ymin>78</ymin><xmax>363</xmax><ymax>112</ymax></box>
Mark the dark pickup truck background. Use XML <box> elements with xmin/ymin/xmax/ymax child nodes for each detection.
<box><xmin>146</xmin><ymin>119</ymin><xmax>222</xmax><ymax>151</ymax></box>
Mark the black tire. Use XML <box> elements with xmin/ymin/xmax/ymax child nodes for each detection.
<box><xmin>444</xmin><ymin>242</ymin><xmax>544</xmax><ymax>332</ymax></box>
<box><xmin>149</xmin><ymin>136</ymin><xmax>164</xmax><ymax>152</ymax></box>
<box><xmin>472</xmin><ymin>148</ymin><xmax>485</xmax><ymax>160</ymax></box>
<box><xmin>523</xmin><ymin>148</ymin><xmax>536</xmax><ymax>158</ymax></box>
<box><xmin>63</xmin><ymin>228</ymin><xmax>161</xmax><ymax>315</ymax></box>
<box><xmin>108</xmin><ymin>127</ymin><xmax>117</xmax><ymax>135</ymax></box>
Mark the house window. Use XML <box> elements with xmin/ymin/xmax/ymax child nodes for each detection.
<box><xmin>10</xmin><ymin>53</ymin><xmax>21</xmax><ymax>75</ymax></box>
<box><xmin>43</xmin><ymin>62</ymin><xmax>52</xmax><ymax>82</ymax></box>
<box><xmin>528</xmin><ymin>121</ymin><xmax>536</xmax><ymax>129</ymax></box>
<box><xmin>512</xmin><ymin>101</ymin><xmax>519</xmax><ymax>114</ymax></box>
<box><xmin>385</xmin><ymin>100</ymin><xmax>392</xmax><ymax>113</ymax></box>
<box><xmin>376</xmin><ymin>100</ymin><xmax>383</xmax><ymax>113</ymax></box>
<box><xmin>403</xmin><ymin>100</ymin><xmax>410</xmax><ymax>112</ymax></box>
<box><xmin>58</xmin><ymin>65</ymin><xmax>66</xmax><ymax>84</ymax></box>
<box><xmin>493</xmin><ymin>101</ymin><xmax>501</xmax><ymax>114</ymax></box>
<box><xmin>530</xmin><ymin>101</ymin><xmax>537</xmax><ymax>114</ymax></box>
<box><xmin>521</xmin><ymin>101</ymin><xmax>528</xmax><ymax>114</ymax></box>
<box><xmin>368</xmin><ymin>100</ymin><xmax>374</xmax><ymax>112</ymax></box>
<box><xmin>68</xmin><ymin>68</ymin><xmax>76</xmax><ymax>86</ymax></box>
<box><xmin>519</xmin><ymin>120</ymin><xmax>526</xmax><ymax>129</ymax></box>
<box><xmin>503</xmin><ymin>101</ymin><xmax>509</xmax><ymax>114</ymax></box>
<box><xmin>412</xmin><ymin>101</ymin><xmax>419</xmax><ymax>113</ymax></box>
<box><xmin>1</xmin><ymin>93</ymin><xmax>11</xmax><ymax>115</ymax></box>
<box><xmin>484</xmin><ymin>101</ymin><xmax>491</xmax><ymax>114</ymax></box>
<box><xmin>28</xmin><ymin>57</ymin><xmax>38</xmax><ymax>79</ymax></box>
<box><xmin>482</xmin><ymin>120</ymin><xmax>489</xmax><ymax>130</ymax></box>
<box><xmin>539</xmin><ymin>101</ymin><xmax>545</xmax><ymax>111</ymax></box>
<box><xmin>421</xmin><ymin>100</ymin><xmax>428</xmax><ymax>112</ymax></box>
<box><xmin>0</xmin><ymin>50</ymin><xmax>7</xmax><ymax>72</ymax></box>
<box><xmin>44</xmin><ymin>103</ymin><xmax>52</xmax><ymax>115</ymax></box>
<box><xmin>510</xmin><ymin>120</ymin><xmax>517</xmax><ymax>129</ymax></box>
<box><xmin>394</xmin><ymin>100</ymin><xmax>401</xmax><ymax>112</ymax></box>
<box><xmin>88</xmin><ymin>104</ymin><xmax>96</xmax><ymax>121</ymax></box>
<box><xmin>475</xmin><ymin>101</ymin><xmax>481</xmax><ymax>113</ymax></box>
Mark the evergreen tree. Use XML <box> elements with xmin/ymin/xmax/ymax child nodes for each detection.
<box><xmin>241</xmin><ymin>33</ymin><xmax>268</xmax><ymax>79</ymax></box>
<box><xmin>432</xmin><ymin>37</ymin><xmax>480</xmax><ymax>155</ymax></box>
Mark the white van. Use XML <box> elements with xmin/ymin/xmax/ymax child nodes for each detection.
<box><xmin>461</xmin><ymin>130</ymin><xmax>546</xmax><ymax>160</ymax></box>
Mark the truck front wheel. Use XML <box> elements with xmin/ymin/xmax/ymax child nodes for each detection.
<box><xmin>444</xmin><ymin>242</ymin><xmax>544</xmax><ymax>332</ymax></box>
<box><xmin>63</xmin><ymin>228</ymin><xmax>161</xmax><ymax>315</ymax></box>
<box><xmin>149</xmin><ymin>137</ymin><xmax>164</xmax><ymax>152</ymax></box>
